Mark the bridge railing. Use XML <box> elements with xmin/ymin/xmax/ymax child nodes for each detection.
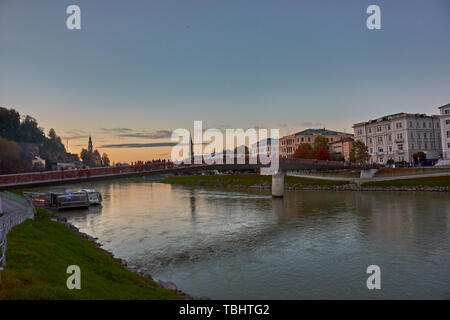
<box><xmin>0</xmin><ymin>192</ymin><xmax>34</xmax><ymax>271</ymax></box>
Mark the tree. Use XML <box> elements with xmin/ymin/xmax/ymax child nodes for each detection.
<box><xmin>1</xmin><ymin>107</ymin><xmax>76</xmax><ymax>173</ymax></box>
<box><xmin>80</xmin><ymin>148</ymin><xmax>93</xmax><ymax>167</ymax></box>
<box><xmin>349</xmin><ymin>140</ymin><xmax>370</xmax><ymax>164</ymax></box>
<box><xmin>101</xmin><ymin>153</ymin><xmax>110</xmax><ymax>167</ymax></box>
<box><xmin>314</xmin><ymin>148</ymin><xmax>330</xmax><ymax>160</ymax></box>
<box><xmin>313</xmin><ymin>135</ymin><xmax>329</xmax><ymax>153</ymax></box>
<box><xmin>0</xmin><ymin>107</ymin><xmax>20</xmax><ymax>140</ymax></box>
<box><xmin>0</xmin><ymin>137</ymin><xmax>23</xmax><ymax>174</ymax></box>
<box><xmin>17</xmin><ymin>115</ymin><xmax>45</xmax><ymax>143</ymax></box>
<box><xmin>330</xmin><ymin>151</ymin><xmax>344</xmax><ymax>161</ymax></box>
<box><xmin>39</xmin><ymin>128</ymin><xmax>68</xmax><ymax>170</ymax></box>
<box><xmin>32</xmin><ymin>161</ymin><xmax>45</xmax><ymax>172</ymax></box>
<box><xmin>413</xmin><ymin>152</ymin><xmax>426</xmax><ymax>163</ymax></box>
<box><xmin>294</xmin><ymin>143</ymin><xmax>314</xmax><ymax>159</ymax></box>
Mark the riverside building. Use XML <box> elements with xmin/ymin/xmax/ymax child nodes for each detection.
<box><xmin>353</xmin><ymin>113</ymin><xmax>441</xmax><ymax>165</ymax></box>
<box><xmin>437</xmin><ymin>103</ymin><xmax>450</xmax><ymax>165</ymax></box>
<box><xmin>280</xmin><ymin>129</ymin><xmax>353</xmax><ymax>158</ymax></box>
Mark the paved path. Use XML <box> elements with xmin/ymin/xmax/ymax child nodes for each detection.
<box><xmin>1</xmin><ymin>198</ymin><xmax>25</xmax><ymax>214</ymax></box>
<box><xmin>288</xmin><ymin>171</ymin><xmax>450</xmax><ymax>184</ymax></box>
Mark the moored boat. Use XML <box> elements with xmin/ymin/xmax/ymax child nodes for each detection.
<box><xmin>80</xmin><ymin>189</ymin><xmax>102</xmax><ymax>205</ymax></box>
<box><xmin>24</xmin><ymin>189</ymin><xmax>102</xmax><ymax>210</ymax></box>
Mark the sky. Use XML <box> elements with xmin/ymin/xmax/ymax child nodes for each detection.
<box><xmin>1</xmin><ymin>0</ymin><xmax>449</xmax><ymax>163</ymax></box>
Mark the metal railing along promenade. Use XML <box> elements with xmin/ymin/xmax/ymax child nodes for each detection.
<box><xmin>0</xmin><ymin>191</ymin><xmax>34</xmax><ymax>272</ymax></box>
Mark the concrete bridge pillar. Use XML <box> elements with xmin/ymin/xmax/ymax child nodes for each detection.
<box><xmin>360</xmin><ymin>168</ymin><xmax>378</xmax><ymax>179</ymax></box>
<box><xmin>272</xmin><ymin>171</ymin><xmax>285</xmax><ymax>198</ymax></box>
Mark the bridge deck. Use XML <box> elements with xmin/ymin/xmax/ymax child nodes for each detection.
<box><xmin>0</xmin><ymin>159</ymin><xmax>360</xmax><ymax>190</ymax></box>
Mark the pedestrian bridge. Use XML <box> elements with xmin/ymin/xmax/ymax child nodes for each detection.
<box><xmin>0</xmin><ymin>158</ymin><xmax>362</xmax><ymax>197</ymax></box>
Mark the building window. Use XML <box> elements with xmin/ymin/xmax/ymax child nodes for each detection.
<box><xmin>398</xmin><ymin>144</ymin><xmax>403</xmax><ymax>151</ymax></box>
<box><xmin>445</xmin><ymin>109</ymin><xmax>449</xmax><ymax>114</ymax></box>
<box><xmin>389</xmin><ymin>146</ymin><xmax>392</xmax><ymax>152</ymax></box>
<box><xmin>387</xmin><ymin>125</ymin><xmax>391</xmax><ymax>130</ymax></box>
<box><xmin>378</xmin><ymin>136</ymin><xmax>383</xmax><ymax>142</ymax></box>
<box><xmin>370</xmin><ymin>148</ymin><xmax>373</xmax><ymax>153</ymax></box>
<box><xmin>446</xmin><ymin>120</ymin><xmax>450</xmax><ymax>125</ymax></box>
<box><xmin>447</xmin><ymin>131</ymin><xmax>450</xmax><ymax>138</ymax></box>
<box><xmin>368</xmin><ymin>128</ymin><xmax>372</xmax><ymax>133</ymax></box>
<box><xmin>378</xmin><ymin>147</ymin><xmax>383</xmax><ymax>152</ymax></box>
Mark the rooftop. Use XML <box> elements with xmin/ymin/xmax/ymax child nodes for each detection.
<box><xmin>251</xmin><ymin>138</ymin><xmax>278</xmax><ymax>147</ymax></box>
<box><xmin>293</xmin><ymin>128</ymin><xmax>350</xmax><ymax>136</ymax></box>
<box><xmin>353</xmin><ymin>112</ymin><xmax>439</xmax><ymax>127</ymax></box>
<box><xmin>439</xmin><ymin>103</ymin><xmax>450</xmax><ymax>109</ymax></box>
<box><xmin>329</xmin><ymin>137</ymin><xmax>354</xmax><ymax>145</ymax></box>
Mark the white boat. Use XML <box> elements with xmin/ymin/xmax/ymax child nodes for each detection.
<box><xmin>80</xmin><ymin>189</ymin><xmax>102</xmax><ymax>205</ymax></box>
<box><xmin>53</xmin><ymin>192</ymin><xmax>90</xmax><ymax>210</ymax></box>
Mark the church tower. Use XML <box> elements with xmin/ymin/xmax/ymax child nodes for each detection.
<box><xmin>88</xmin><ymin>136</ymin><xmax>93</xmax><ymax>153</ymax></box>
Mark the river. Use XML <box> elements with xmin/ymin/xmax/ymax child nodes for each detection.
<box><xmin>39</xmin><ymin>177</ymin><xmax>450</xmax><ymax>299</ymax></box>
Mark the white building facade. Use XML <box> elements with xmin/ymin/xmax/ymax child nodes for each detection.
<box><xmin>437</xmin><ymin>103</ymin><xmax>450</xmax><ymax>165</ymax></box>
<box><xmin>353</xmin><ymin>113</ymin><xmax>441</xmax><ymax>165</ymax></box>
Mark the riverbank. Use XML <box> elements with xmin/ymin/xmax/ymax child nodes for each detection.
<box><xmin>162</xmin><ymin>174</ymin><xmax>350</xmax><ymax>188</ymax></box>
<box><xmin>161</xmin><ymin>174</ymin><xmax>450</xmax><ymax>192</ymax></box>
<box><xmin>0</xmin><ymin>205</ymin><xmax>190</xmax><ymax>299</ymax></box>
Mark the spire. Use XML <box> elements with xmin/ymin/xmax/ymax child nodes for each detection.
<box><xmin>88</xmin><ymin>136</ymin><xmax>93</xmax><ymax>153</ymax></box>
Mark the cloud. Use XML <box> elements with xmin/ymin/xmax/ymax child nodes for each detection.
<box><xmin>62</xmin><ymin>129</ymin><xmax>89</xmax><ymax>140</ymax></box>
<box><xmin>99</xmin><ymin>142</ymin><xmax>178</xmax><ymax>148</ymax></box>
<box><xmin>99</xmin><ymin>141</ymin><xmax>205</xmax><ymax>148</ymax></box>
<box><xmin>299</xmin><ymin>122</ymin><xmax>325</xmax><ymax>127</ymax></box>
<box><xmin>117</xmin><ymin>130</ymin><xmax>172</xmax><ymax>139</ymax></box>
<box><xmin>99</xmin><ymin>127</ymin><xmax>133</xmax><ymax>133</ymax></box>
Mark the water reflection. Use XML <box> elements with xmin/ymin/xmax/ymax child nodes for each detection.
<box><xmin>190</xmin><ymin>189</ymin><xmax>196</xmax><ymax>222</ymax></box>
<box><xmin>39</xmin><ymin>178</ymin><xmax>450</xmax><ymax>299</ymax></box>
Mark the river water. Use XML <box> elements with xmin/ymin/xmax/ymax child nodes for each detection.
<box><xmin>41</xmin><ymin>177</ymin><xmax>450</xmax><ymax>299</ymax></box>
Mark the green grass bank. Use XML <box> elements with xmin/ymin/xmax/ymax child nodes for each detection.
<box><xmin>361</xmin><ymin>175</ymin><xmax>450</xmax><ymax>188</ymax></box>
<box><xmin>161</xmin><ymin>174</ymin><xmax>350</xmax><ymax>188</ymax></box>
<box><xmin>0</xmin><ymin>206</ymin><xmax>181</xmax><ymax>300</ymax></box>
